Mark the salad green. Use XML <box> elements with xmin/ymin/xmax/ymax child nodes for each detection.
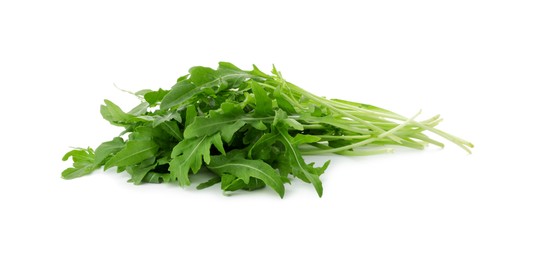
<box><xmin>62</xmin><ymin>62</ymin><xmax>473</xmax><ymax>197</ymax></box>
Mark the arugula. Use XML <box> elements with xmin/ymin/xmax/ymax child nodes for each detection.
<box><xmin>62</xmin><ymin>62</ymin><xmax>473</xmax><ymax>197</ymax></box>
<box><xmin>169</xmin><ymin>134</ymin><xmax>225</xmax><ymax>186</ymax></box>
<box><xmin>208</xmin><ymin>150</ymin><xmax>285</xmax><ymax>198</ymax></box>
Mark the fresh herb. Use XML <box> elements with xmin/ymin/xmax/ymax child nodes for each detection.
<box><xmin>62</xmin><ymin>62</ymin><xmax>473</xmax><ymax>197</ymax></box>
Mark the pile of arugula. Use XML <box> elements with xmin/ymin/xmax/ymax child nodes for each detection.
<box><xmin>62</xmin><ymin>62</ymin><xmax>472</xmax><ymax>197</ymax></box>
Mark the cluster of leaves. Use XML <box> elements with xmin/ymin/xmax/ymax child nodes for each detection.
<box><xmin>62</xmin><ymin>62</ymin><xmax>473</xmax><ymax>197</ymax></box>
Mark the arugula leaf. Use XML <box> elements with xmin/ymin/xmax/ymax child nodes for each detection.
<box><xmin>168</xmin><ymin>134</ymin><xmax>225</xmax><ymax>186</ymax></box>
<box><xmin>189</xmin><ymin>66</ymin><xmax>219</xmax><ymax>85</ymax></box>
<box><xmin>250</xmin><ymin>81</ymin><xmax>273</xmax><ymax>116</ymax></box>
<box><xmin>160</xmin><ymin>80</ymin><xmax>198</xmax><ymax>110</ymax></box>
<box><xmin>158</xmin><ymin>121</ymin><xmax>183</xmax><ymax>140</ymax></box>
<box><xmin>143</xmin><ymin>172</ymin><xmax>171</xmax><ymax>183</ymax></box>
<box><xmin>185</xmin><ymin>105</ymin><xmax>197</xmax><ymax>126</ymax></box>
<box><xmin>100</xmin><ymin>99</ymin><xmax>135</xmax><ymax>125</ymax></box>
<box><xmin>61</xmin><ymin>148</ymin><xmax>96</xmax><ymax>179</ymax></box>
<box><xmin>126</xmin><ymin>157</ymin><xmax>157</xmax><ymax>185</ymax></box>
<box><xmin>208</xmin><ymin>151</ymin><xmax>285</xmax><ymax>198</ymax></box>
<box><xmin>144</xmin><ymin>88</ymin><xmax>169</xmax><ymax>106</ymax></box>
<box><xmin>277</xmin><ymin>129</ymin><xmax>326</xmax><ymax>197</ymax></box>
<box><xmin>248</xmin><ymin>132</ymin><xmax>280</xmax><ymax>159</ymax></box>
<box><xmin>94</xmin><ymin>137</ymin><xmax>125</xmax><ymax>166</ymax></box>
<box><xmin>184</xmin><ymin>102</ymin><xmax>250</xmax><ymax>142</ymax></box>
<box><xmin>151</xmin><ymin>111</ymin><xmax>182</xmax><ymax>127</ymax></box>
<box><xmin>220</xmin><ymin>174</ymin><xmax>246</xmax><ymax>192</ymax></box>
<box><xmin>219</xmin><ymin>174</ymin><xmax>266</xmax><ymax>192</ymax></box>
<box><xmin>160</xmin><ymin>62</ymin><xmax>263</xmax><ymax>111</ymax></box>
<box><xmin>196</xmin><ymin>176</ymin><xmax>221</xmax><ymax>190</ymax></box>
<box><xmin>128</xmin><ymin>102</ymin><xmax>150</xmax><ymax>116</ymax></box>
<box><xmin>104</xmin><ymin>140</ymin><xmax>159</xmax><ymax>170</ymax></box>
<box><xmin>184</xmin><ymin>116</ymin><xmax>247</xmax><ymax>142</ymax></box>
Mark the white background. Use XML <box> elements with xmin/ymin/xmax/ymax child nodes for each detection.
<box><xmin>1</xmin><ymin>0</ymin><xmax>533</xmax><ymax>259</ymax></box>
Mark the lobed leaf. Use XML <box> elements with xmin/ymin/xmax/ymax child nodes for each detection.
<box><xmin>160</xmin><ymin>80</ymin><xmax>198</xmax><ymax>110</ymax></box>
<box><xmin>169</xmin><ymin>134</ymin><xmax>225</xmax><ymax>186</ymax></box>
<box><xmin>144</xmin><ymin>88</ymin><xmax>169</xmax><ymax>106</ymax></box>
<box><xmin>208</xmin><ymin>152</ymin><xmax>285</xmax><ymax>198</ymax></box>
<box><xmin>61</xmin><ymin>148</ymin><xmax>96</xmax><ymax>179</ymax></box>
<box><xmin>94</xmin><ymin>137</ymin><xmax>125</xmax><ymax>166</ymax></box>
<box><xmin>184</xmin><ymin>116</ymin><xmax>247</xmax><ymax>142</ymax></box>
<box><xmin>250</xmin><ymin>81</ymin><xmax>273</xmax><ymax>116</ymax></box>
<box><xmin>104</xmin><ymin>140</ymin><xmax>159</xmax><ymax>170</ymax></box>
<box><xmin>277</xmin><ymin>129</ymin><xmax>325</xmax><ymax>197</ymax></box>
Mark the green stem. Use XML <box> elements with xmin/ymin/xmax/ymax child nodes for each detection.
<box><xmin>303</xmin><ymin>111</ymin><xmax>422</xmax><ymax>154</ymax></box>
<box><xmin>314</xmin><ymin>134</ymin><xmax>371</xmax><ymax>140</ymax></box>
<box><xmin>285</xmin><ymin>81</ymin><xmax>403</xmax><ymax>143</ymax></box>
<box><xmin>301</xmin><ymin>143</ymin><xmax>394</xmax><ymax>156</ymax></box>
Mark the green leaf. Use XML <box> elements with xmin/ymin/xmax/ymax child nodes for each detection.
<box><xmin>272</xmin><ymin>109</ymin><xmax>288</xmax><ymax>128</ymax></box>
<box><xmin>277</xmin><ymin>129</ymin><xmax>324</xmax><ymax>197</ymax></box>
<box><xmin>184</xmin><ymin>102</ymin><xmax>251</xmax><ymax>142</ymax></box>
<box><xmin>242</xmin><ymin>177</ymin><xmax>267</xmax><ymax>191</ymax></box>
<box><xmin>250</xmin><ymin>64</ymin><xmax>271</xmax><ymax>78</ymax></box>
<box><xmin>128</xmin><ymin>102</ymin><xmax>149</xmax><ymax>116</ymax></box>
<box><xmin>158</xmin><ymin>121</ymin><xmax>183</xmax><ymax>140</ymax></box>
<box><xmin>251</xmin><ymin>81</ymin><xmax>273</xmax><ymax>116</ymax></box>
<box><xmin>218</xmin><ymin>174</ymin><xmax>266</xmax><ymax>192</ymax></box>
<box><xmin>128</xmin><ymin>126</ymin><xmax>159</xmax><ymax>141</ymax></box>
<box><xmin>189</xmin><ymin>66</ymin><xmax>219</xmax><ymax>85</ymax></box>
<box><xmin>221</xmin><ymin>173</ymin><xmax>245</xmax><ymax>191</ymax></box>
<box><xmin>94</xmin><ymin>137</ymin><xmax>125</xmax><ymax>166</ymax></box>
<box><xmin>127</xmin><ymin>157</ymin><xmax>156</xmax><ymax>184</ymax></box>
<box><xmin>104</xmin><ymin>140</ymin><xmax>159</xmax><ymax>170</ymax></box>
<box><xmin>169</xmin><ymin>134</ymin><xmax>225</xmax><ymax>186</ymax></box>
<box><xmin>184</xmin><ymin>115</ymin><xmax>247</xmax><ymax>142</ymax></box>
<box><xmin>161</xmin><ymin>63</ymin><xmax>260</xmax><ymax>111</ymax></box>
<box><xmin>61</xmin><ymin>148</ymin><xmax>96</xmax><ymax>179</ymax></box>
<box><xmin>134</xmin><ymin>89</ymin><xmax>153</xmax><ymax>97</ymax></box>
<box><xmin>143</xmin><ymin>172</ymin><xmax>171</xmax><ymax>183</ymax></box>
<box><xmin>196</xmin><ymin>176</ymin><xmax>221</xmax><ymax>190</ymax></box>
<box><xmin>185</xmin><ymin>104</ymin><xmax>197</xmax><ymax>126</ymax></box>
<box><xmin>160</xmin><ymin>80</ymin><xmax>198</xmax><ymax>110</ymax></box>
<box><xmin>61</xmin><ymin>167</ymin><xmax>92</xmax><ymax>180</ymax></box>
<box><xmin>248</xmin><ymin>132</ymin><xmax>280</xmax><ymax>159</ymax></box>
<box><xmin>100</xmin><ymin>99</ymin><xmax>135</xmax><ymax>125</ymax></box>
<box><xmin>275</xmin><ymin>96</ymin><xmax>296</xmax><ymax>114</ymax></box>
<box><xmin>292</xmin><ymin>134</ymin><xmax>321</xmax><ymax>144</ymax></box>
<box><xmin>100</xmin><ymin>99</ymin><xmax>152</xmax><ymax>127</ymax></box>
<box><xmin>283</xmin><ymin>118</ymin><xmax>304</xmax><ymax>130</ymax></box>
<box><xmin>248</xmin><ymin>120</ymin><xmax>268</xmax><ymax>131</ymax></box>
<box><xmin>144</xmin><ymin>88</ymin><xmax>169</xmax><ymax>106</ymax></box>
<box><xmin>151</xmin><ymin>111</ymin><xmax>182</xmax><ymax>127</ymax></box>
<box><xmin>208</xmin><ymin>152</ymin><xmax>285</xmax><ymax>198</ymax></box>
<box><xmin>216</xmin><ymin>62</ymin><xmax>264</xmax><ymax>86</ymax></box>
